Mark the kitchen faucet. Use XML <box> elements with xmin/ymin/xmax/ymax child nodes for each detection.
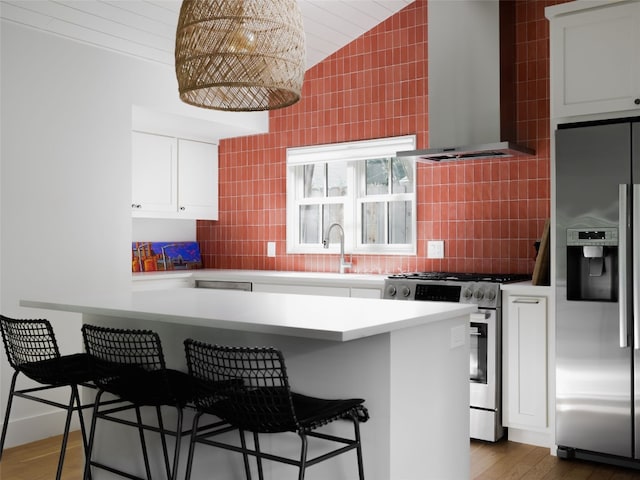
<box><xmin>322</xmin><ymin>223</ymin><xmax>352</xmax><ymax>274</ymax></box>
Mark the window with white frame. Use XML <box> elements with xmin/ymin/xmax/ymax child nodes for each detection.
<box><xmin>286</xmin><ymin>135</ymin><xmax>416</xmax><ymax>255</ymax></box>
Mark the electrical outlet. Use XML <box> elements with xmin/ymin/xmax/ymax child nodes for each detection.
<box><xmin>427</xmin><ymin>240</ymin><xmax>445</xmax><ymax>259</ymax></box>
<box><xmin>267</xmin><ymin>242</ymin><xmax>276</xmax><ymax>257</ymax></box>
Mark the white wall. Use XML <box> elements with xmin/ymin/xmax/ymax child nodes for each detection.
<box><xmin>1</xmin><ymin>21</ymin><xmax>133</xmax><ymax>446</ymax></box>
<box><xmin>132</xmin><ymin>218</ymin><xmax>196</xmax><ymax>243</ymax></box>
<box><xmin>0</xmin><ymin>20</ymin><xmax>266</xmax><ymax>448</ymax></box>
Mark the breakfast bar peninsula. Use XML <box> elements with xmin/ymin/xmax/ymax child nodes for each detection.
<box><xmin>22</xmin><ymin>288</ymin><xmax>475</xmax><ymax>480</ymax></box>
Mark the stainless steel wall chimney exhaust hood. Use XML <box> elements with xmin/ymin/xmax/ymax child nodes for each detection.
<box><xmin>397</xmin><ymin>141</ymin><xmax>534</xmax><ymax>162</ymax></box>
<box><xmin>398</xmin><ymin>0</ymin><xmax>534</xmax><ymax>163</ymax></box>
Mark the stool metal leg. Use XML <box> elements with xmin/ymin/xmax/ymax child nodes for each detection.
<box><xmin>156</xmin><ymin>406</ymin><xmax>172</xmax><ymax>479</ymax></box>
<box><xmin>83</xmin><ymin>389</ymin><xmax>104</xmax><ymax>480</ymax></box>
<box><xmin>54</xmin><ymin>387</ymin><xmax>77</xmax><ymax>480</ymax></box>
<box><xmin>170</xmin><ymin>407</ymin><xmax>184</xmax><ymax>480</ymax></box>
<box><xmin>353</xmin><ymin>415</ymin><xmax>365</xmax><ymax>480</ymax></box>
<box><xmin>72</xmin><ymin>385</ymin><xmax>90</xmax><ymax>451</ymax></box>
<box><xmin>0</xmin><ymin>371</ymin><xmax>19</xmax><ymax>461</ymax></box>
<box><xmin>239</xmin><ymin>429</ymin><xmax>252</xmax><ymax>480</ymax></box>
<box><xmin>184</xmin><ymin>411</ymin><xmax>203</xmax><ymax>480</ymax></box>
<box><xmin>253</xmin><ymin>432</ymin><xmax>264</xmax><ymax>480</ymax></box>
<box><xmin>134</xmin><ymin>406</ymin><xmax>152</xmax><ymax>480</ymax></box>
<box><xmin>71</xmin><ymin>385</ymin><xmax>93</xmax><ymax>480</ymax></box>
<box><xmin>1</xmin><ymin>372</ymin><xmax>91</xmax><ymax>480</ymax></box>
<box><xmin>297</xmin><ymin>433</ymin><xmax>309</xmax><ymax>480</ymax></box>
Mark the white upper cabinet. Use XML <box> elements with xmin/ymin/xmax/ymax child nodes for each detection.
<box><xmin>177</xmin><ymin>139</ymin><xmax>219</xmax><ymax>219</ymax></box>
<box><xmin>132</xmin><ymin>131</ymin><xmax>218</xmax><ymax>220</ymax></box>
<box><xmin>132</xmin><ymin>132</ymin><xmax>177</xmax><ymax>214</ymax></box>
<box><xmin>547</xmin><ymin>0</ymin><xmax>640</xmax><ymax>119</ymax></box>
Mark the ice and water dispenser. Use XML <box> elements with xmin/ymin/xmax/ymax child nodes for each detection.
<box><xmin>566</xmin><ymin>228</ymin><xmax>618</xmax><ymax>302</ymax></box>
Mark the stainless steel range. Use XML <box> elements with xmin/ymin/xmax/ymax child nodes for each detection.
<box><xmin>383</xmin><ymin>271</ymin><xmax>530</xmax><ymax>442</ymax></box>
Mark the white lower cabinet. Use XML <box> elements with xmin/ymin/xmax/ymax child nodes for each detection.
<box><xmin>133</xmin><ymin>274</ymin><xmax>384</xmax><ymax>298</ymax></box>
<box><xmin>503</xmin><ymin>294</ymin><xmax>548</xmax><ymax>430</ymax></box>
<box><xmin>132</xmin><ymin>277</ymin><xmax>194</xmax><ymax>291</ymax></box>
<box><xmin>249</xmin><ymin>284</ymin><xmax>381</xmax><ymax>298</ymax></box>
<box><xmin>350</xmin><ymin>287</ymin><xmax>381</xmax><ymax>299</ymax></box>
<box><xmin>252</xmin><ymin>283</ymin><xmax>350</xmax><ymax>297</ymax></box>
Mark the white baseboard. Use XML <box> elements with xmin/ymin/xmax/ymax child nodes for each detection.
<box><xmin>507</xmin><ymin>427</ymin><xmax>552</xmax><ymax>449</ymax></box>
<box><xmin>2</xmin><ymin>409</ymin><xmax>81</xmax><ymax>449</ymax></box>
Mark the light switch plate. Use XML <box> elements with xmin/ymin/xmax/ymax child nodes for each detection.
<box><xmin>267</xmin><ymin>242</ymin><xmax>276</xmax><ymax>257</ymax></box>
<box><xmin>427</xmin><ymin>240</ymin><xmax>445</xmax><ymax>259</ymax></box>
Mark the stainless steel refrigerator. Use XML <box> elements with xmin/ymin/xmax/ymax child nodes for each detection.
<box><xmin>556</xmin><ymin>117</ymin><xmax>640</xmax><ymax>466</ymax></box>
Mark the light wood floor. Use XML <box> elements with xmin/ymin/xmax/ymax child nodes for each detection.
<box><xmin>471</xmin><ymin>440</ymin><xmax>640</xmax><ymax>480</ymax></box>
<box><xmin>3</xmin><ymin>432</ymin><xmax>640</xmax><ymax>479</ymax></box>
<box><xmin>0</xmin><ymin>430</ymin><xmax>84</xmax><ymax>480</ymax></box>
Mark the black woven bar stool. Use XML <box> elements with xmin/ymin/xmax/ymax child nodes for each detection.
<box><xmin>0</xmin><ymin>315</ymin><xmax>96</xmax><ymax>480</ymax></box>
<box><xmin>81</xmin><ymin>324</ymin><xmax>201</xmax><ymax>480</ymax></box>
<box><xmin>183</xmin><ymin>339</ymin><xmax>369</xmax><ymax>480</ymax></box>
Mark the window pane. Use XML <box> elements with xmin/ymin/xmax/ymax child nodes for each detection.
<box><xmin>389</xmin><ymin>201</ymin><xmax>412</xmax><ymax>244</ymax></box>
<box><xmin>365</xmin><ymin>158</ymin><xmax>389</xmax><ymax>195</ymax></box>
<box><xmin>303</xmin><ymin>164</ymin><xmax>325</xmax><ymax>198</ymax></box>
<box><xmin>300</xmin><ymin>205</ymin><xmax>320</xmax><ymax>243</ymax></box>
<box><xmin>287</xmin><ymin>137</ymin><xmax>416</xmax><ymax>254</ymax></box>
<box><xmin>327</xmin><ymin>162</ymin><xmax>347</xmax><ymax>197</ymax></box>
<box><xmin>392</xmin><ymin>157</ymin><xmax>413</xmax><ymax>194</ymax></box>
<box><xmin>323</xmin><ymin>205</ymin><xmax>344</xmax><ymax>243</ymax></box>
<box><xmin>362</xmin><ymin>202</ymin><xmax>385</xmax><ymax>244</ymax></box>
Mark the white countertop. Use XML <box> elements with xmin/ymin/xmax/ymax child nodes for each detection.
<box><xmin>133</xmin><ymin>269</ymin><xmax>387</xmax><ymax>288</ymax></box>
<box><xmin>131</xmin><ymin>270</ymin><xmax>549</xmax><ymax>293</ymax></box>
<box><xmin>21</xmin><ymin>288</ymin><xmax>476</xmax><ymax>342</ymax></box>
<box><xmin>501</xmin><ymin>280</ymin><xmax>553</xmax><ymax>294</ymax></box>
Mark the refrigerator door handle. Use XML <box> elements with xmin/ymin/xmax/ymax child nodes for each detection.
<box><xmin>620</xmin><ymin>184</ymin><xmax>629</xmax><ymax>348</ymax></box>
<box><xmin>634</xmin><ymin>184</ymin><xmax>640</xmax><ymax>350</ymax></box>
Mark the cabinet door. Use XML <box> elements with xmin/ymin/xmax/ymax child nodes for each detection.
<box><xmin>132</xmin><ymin>132</ymin><xmax>177</xmax><ymax>215</ymax></box>
<box><xmin>350</xmin><ymin>287</ymin><xmax>382</xmax><ymax>298</ymax></box>
<box><xmin>178</xmin><ymin>139</ymin><xmax>218</xmax><ymax>220</ymax></box>
<box><xmin>550</xmin><ymin>2</ymin><xmax>640</xmax><ymax>118</ymax></box>
<box><xmin>252</xmin><ymin>283</ymin><xmax>350</xmax><ymax>297</ymax></box>
<box><xmin>504</xmin><ymin>295</ymin><xmax>547</xmax><ymax>430</ymax></box>
<box><xmin>132</xmin><ymin>277</ymin><xmax>194</xmax><ymax>291</ymax></box>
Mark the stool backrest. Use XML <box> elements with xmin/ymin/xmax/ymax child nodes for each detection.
<box><xmin>184</xmin><ymin>340</ymin><xmax>299</xmax><ymax>433</ymax></box>
<box><xmin>0</xmin><ymin>316</ymin><xmax>61</xmax><ymax>381</ymax></box>
<box><xmin>82</xmin><ymin>324</ymin><xmax>166</xmax><ymax>389</ymax></box>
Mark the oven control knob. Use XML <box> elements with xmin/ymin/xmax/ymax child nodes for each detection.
<box><xmin>400</xmin><ymin>285</ymin><xmax>411</xmax><ymax>297</ymax></box>
<box><xmin>485</xmin><ymin>289</ymin><xmax>496</xmax><ymax>301</ymax></box>
<box><xmin>386</xmin><ymin>285</ymin><xmax>397</xmax><ymax>297</ymax></box>
<box><xmin>462</xmin><ymin>288</ymin><xmax>473</xmax><ymax>299</ymax></box>
<box><xmin>473</xmin><ymin>289</ymin><xmax>484</xmax><ymax>300</ymax></box>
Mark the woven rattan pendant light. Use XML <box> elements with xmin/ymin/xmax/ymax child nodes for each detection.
<box><xmin>175</xmin><ymin>0</ymin><xmax>306</xmax><ymax>112</ymax></box>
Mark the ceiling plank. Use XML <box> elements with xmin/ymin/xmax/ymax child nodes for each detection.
<box><xmin>0</xmin><ymin>0</ymin><xmax>411</xmax><ymax>69</ymax></box>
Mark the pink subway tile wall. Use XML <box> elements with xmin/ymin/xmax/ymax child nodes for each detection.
<box><xmin>197</xmin><ymin>0</ymin><xmax>566</xmax><ymax>275</ymax></box>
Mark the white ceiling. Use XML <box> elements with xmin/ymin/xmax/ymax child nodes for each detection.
<box><xmin>0</xmin><ymin>0</ymin><xmax>413</xmax><ymax>69</ymax></box>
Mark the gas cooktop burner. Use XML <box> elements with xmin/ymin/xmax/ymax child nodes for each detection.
<box><xmin>387</xmin><ymin>272</ymin><xmax>531</xmax><ymax>283</ymax></box>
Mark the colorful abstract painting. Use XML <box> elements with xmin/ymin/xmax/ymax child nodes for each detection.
<box><xmin>132</xmin><ymin>241</ymin><xmax>202</xmax><ymax>272</ymax></box>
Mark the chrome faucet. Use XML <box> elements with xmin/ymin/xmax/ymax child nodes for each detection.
<box><xmin>322</xmin><ymin>223</ymin><xmax>352</xmax><ymax>274</ymax></box>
